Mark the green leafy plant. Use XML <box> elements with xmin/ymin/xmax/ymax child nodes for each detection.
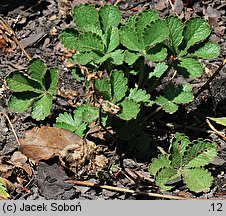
<box><xmin>60</xmin><ymin>4</ymin><xmax>123</xmax><ymax>66</ymax></box>
<box><xmin>6</xmin><ymin>58</ymin><xmax>59</xmax><ymax>120</ymax></box>
<box><xmin>149</xmin><ymin>133</ymin><xmax>217</xmax><ymax>193</ymax></box>
<box><xmin>54</xmin><ymin>103</ymin><xmax>99</xmax><ymax>137</ymax></box>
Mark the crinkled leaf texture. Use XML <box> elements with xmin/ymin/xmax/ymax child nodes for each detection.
<box><xmin>182</xmin><ymin>168</ymin><xmax>213</xmax><ymax>193</ymax></box>
<box><xmin>184</xmin><ymin>139</ymin><xmax>217</xmax><ymax>168</ymax></box>
<box><xmin>149</xmin><ymin>133</ymin><xmax>217</xmax><ymax>192</ymax></box>
<box><xmin>120</xmin><ymin>10</ymin><xmax>168</xmax><ymax>62</ymax></box>
<box><xmin>128</xmin><ymin>88</ymin><xmax>151</xmax><ymax>103</ymax></box>
<box><xmin>183</xmin><ymin>18</ymin><xmax>211</xmax><ymax>53</ymax></box>
<box><xmin>6</xmin><ymin>58</ymin><xmax>59</xmax><ymax>121</ymax></box>
<box><xmin>60</xmin><ymin>4</ymin><xmax>122</xmax><ymax>65</ymax></box>
<box><xmin>149</xmin><ymin>62</ymin><xmax>168</xmax><ymax>78</ymax></box>
<box><xmin>166</xmin><ymin>16</ymin><xmax>183</xmax><ymax>54</ymax></box>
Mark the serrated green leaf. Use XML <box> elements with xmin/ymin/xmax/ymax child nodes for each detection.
<box><xmin>149</xmin><ymin>154</ymin><xmax>171</xmax><ymax>176</ymax></box>
<box><xmin>99</xmin><ymin>5</ymin><xmax>121</xmax><ymax>33</ymax></box>
<box><xmin>136</xmin><ymin>10</ymin><xmax>160</xmax><ymax>39</ymax></box>
<box><xmin>71</xmin><ymin>68</ymin><xmax>85</xmax><ymax>81</ymax></box>
<box><xmin>110</xmin><ymin>70</ymin><xmax>128</xmax><ymax>103</ymax></box>
<box><xmin>8</xmin><ymin>92</ymin><xmax>40</xmax><ymax>113</ymax></box>
<box><xmin>145</xmin><ymin>46</ymin><xmax>168</xmax><ymax>62</ymax></box>
<box><xmin>111</xmin><ymin>70</ymin><xmax>128</xmax><ymax>103</ymax></box>
<box><xmin>95</xmin><ymin>76</ymin><xmax>112</xmax><ymax>101</ymax></box>
<box><xmin>193</xmin><ymin>41</ymin><xmax>220</xmax><ymax>60</ymax></box>
<box><xmin>120</xmin><ymin>26</ymin><xmax>144</xmax><ymax>51</ymax></box>
<box><xmin>155</xmin><ymin>167</ymin><xmax>177</xmax><ymax>191</ymax></box>
<box><xmin>184</xmin><ymin>139</ymin><xmax>217</xmax><ymax>168</ymax></box>
<box><xmin>155</xmin><ymin>96</ymin><xmax>178</xmax><ymax>114</ymax></box>
<box><xmin>208</xmin><ymin>117</ymin><xmax>226</xmax><ymax>127</ymax></box>
<box><xmin>170</xmin><ymin>137</ymin><xmax>183</xmax><ymax>169</ymax></box>
<box><xmin>166</xmin><ymin>16</ymin><xmax>183</xmax><ymax>54</ymax></box>
<box><xmin>75</xmin><ymin>51</ymin><xmax>101</xmax><ymax>65</ymax></box>
<box><xmin>183</xmin><ymin>18</ymin><xmax>211</xmax><ymax>52</ymax></box>
<box><xmin>28</xmin><ymin>58</ymin><xmax>46</xmax><ymax>84</ymax></box>
<box><xmin>149</xmin><ymin>62</ymin><xmax>168</xmax><ymax>78</ymax></box>
<box><xmin>55</xmin><ymin>112</ymin><xmax>87</xmax><ymax>137</ymax></box>
<box><xmin>176</xmin><ymin>57</ymin><xmax>203</xmax><ymax>78</ymax></box>
<box><xmin>97</xmin><ymin>49</ymin><xmax>124</xmax><ymax>65</ymax></box>
<box><xmin>182</xmin><ymin>168</ymin><xmax>213</xmax><ymax>193</ymax></box>
<box><xmin>172</xmin><ymin>132</ymin><xmax>190</xmax><ymax>157</ymax></box>
<box><xmin>172</xmin><ymin>83</ymin><xmax>194</xmax><ymax>104</ymax></box>
<box><xmin>6</xmin><ymin>72</ymin><xmax>43</xmax><ymax>93</ymax></box>
<box><xmin>117</xmin><ymin>99</ymin><xmax>140</xmax><ymax>120</ymax></box>
<box><xmin>45</xmin><ymin>68</ymin><xmax>59</xmax><ymax>95</ymax></box>
<box><xmin>31</xmin><ymin>93</ymin><xmax>53</xmax><ymax>120</ymax></box>
<box><xmin>74</xmin><ymin>104</ymin><xmax>99</xmax><ymax>123</ymax></box>
<box><xmin>60</xmin><ymin>28</ymin><xmax>78</xmax><ymax>50</ymax></box>
<box><xmin>128</xmin><ymin>88</ymin><xmax>150</xmax><ymax>103</ymax></box>
<box><xmin>73</xmin><ymin>4</ymin><xmax>101</xmax><ymax>35</ymax></box>
<box><xmin>105</xmin><ymin>27</ymin><xmax>120</xmax><ymax>53</ymax></box>
<box><xmin>143</xmin><ymin>19</ymin><xmax>169</xmax><ymax>48</ymax></box>
<box><xmin>124</xmin><ymin>50</ymin><xmax>140</xmax><ymax>65</ymax></box>
<box><xmin>76</xmin><ymin>33</ymin><xmax>104</xmax><ymax>52</ymax></box>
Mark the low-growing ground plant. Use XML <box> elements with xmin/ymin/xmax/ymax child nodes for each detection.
<box><xmin>5</xmin><ymin>3</ymin><xmax>220</xmax><ymax>193</ymax></box>
<box><xmin>149</xmin><ymin>133</ymin><xmax>217</xmax><ymax>193</ymax></box>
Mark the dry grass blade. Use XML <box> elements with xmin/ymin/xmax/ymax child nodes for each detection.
<box><xmin>0</xmin><ymin>16</ymin><xmax>31</xmax><ymax>60</ymax></box>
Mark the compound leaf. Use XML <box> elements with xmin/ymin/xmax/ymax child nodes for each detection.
<box><xmin>55</xmin><ymin>112</ymin><xmax>87</xmax><ymax>137</ymax></box>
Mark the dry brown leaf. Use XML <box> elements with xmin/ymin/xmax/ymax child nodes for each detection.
<box><xmin>19</xmin><ymin>126</ymin><xmax>83</xmax><ymax>163</ymax></box>
<box><xmin>19</xmin><ymin>126</ymin><xmax>109</xmax><ymax>175</ymax></box>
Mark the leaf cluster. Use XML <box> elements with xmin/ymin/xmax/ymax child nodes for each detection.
<box><xmin>149</xmin><ymin>133</ymin><xmax>217</xmax><ymax>193</ymax></box>
<box><xmin>6</xmin><ymin>58</ymin><xmax>59</xmax><ymax>120</ymax></box>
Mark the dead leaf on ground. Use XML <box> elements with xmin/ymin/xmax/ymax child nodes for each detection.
<box><xmin>19</xmin><ymin>126</ymin><xmax>108</xmax><ymax>175</ymax></box>
<box><xmin>19</xmin><ymin>126</ymin><xmax>83</xmax><ymax>163</ymax></box>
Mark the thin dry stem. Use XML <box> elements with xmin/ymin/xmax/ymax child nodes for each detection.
<box><xmin>66</xmin><ymin>179</ymin><xmax>193</xmax><ymax>200</ymax></box>
<box><xmin>0</xmin><ymin>112</ymin><xmax>21</xmax><ymax>147</ymax></box>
